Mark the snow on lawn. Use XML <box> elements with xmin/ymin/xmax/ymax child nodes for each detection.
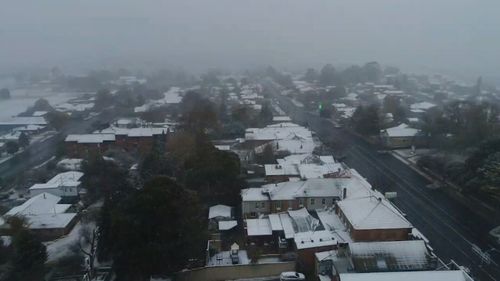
<box><xmin>0</xmin><ymin>88</ymin><xmax>83</xmax><ymax>121</ymax></box>
<box><xmin>44</xmin><ymin>221</ymin><xmax>96</xmax><ymax>263</ymax></box>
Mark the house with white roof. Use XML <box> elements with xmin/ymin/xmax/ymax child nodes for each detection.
<box><xmin>336</xmin><ymin>195</ymin><xmax>412</xmax><ymax>242</ymax></box>
<box><xmin>65</xmin><ymin>133</ymin><xmax>116</xmax><ymax>157</ymax></box>
<box><xmin>380</xmin><ymin>123</ymin><xmax>422</xmax><ymax>148</ymax></box>
<box><xmin>0</xmin><ymin>193</ymin><xmax>78</xmax><ymax>240</ymax></box>
<box><xmin>265</xmin><ymin>154</ymin><xmax>345</xmax><ymax>183</ymax></box>
<box><xmin>339</xmin><ymin>270</ymin><xmax>470</xmax><ymax>281</ymax></box>
<box><xmin>244</xmin><ymin>122</ymin><xmax>317</xmax><ymax>155</ymax></box>
<box><xmin>29</xmin><ymin>171</ymin><xmax>84</xmax><ymax>199</ymax></box>
<box><xmin>242</xmin><ymin>170</ymin><xmax>373</xmax><ymax>218</ymax></box>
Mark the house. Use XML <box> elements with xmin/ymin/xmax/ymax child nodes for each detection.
<box><xmin>0</xmin><ymin>117</ymin><xmax>47</xmax><ymax>131</ymax></box>
<box><xmin>208</xmin><ymin>205</ymin><xmax>237</xmax><ymax>232</ymax></box>
<box><xmin>336</xmin><ymin>196</ymin><xmax>412</xmax><ymax>242</ymax></box>
<box><xmin>0</xmin><ymin>193</ymin><xmax>78</xmax><ymax>240</ymax></box>
<box><xmin>380</xmin><ymin>123</ymin><xmax>421</xmax><ymax>149</ymax></box>
<box><xmin>315</xmin><ymin>240</ymin><xmax>438</xmax><ymax>281</ymax></box>
<box><xmin>12</xmin><ymin>124</ymin><xmax>47</xmax><ymax>135</ymax></box>
<box><xmin>244</xmin><ymin>123</ymin><xmax>317</xmax><ymax>155</ymax></box>
<box><xmin>65</xmin><ymin>134</ymin><xmax>116</xmax><ymax>157</ymax></box>
<box><xmin>57</xmin><ymin>158</ymin><xmax>83</xmax><ymax>171</ymax></box>
<box><xmin>264</xmin><ymin>154</ymin><xmax>345</xmax><ymax>183</ymax></box>
<box><xmin>347</xmin><ymin>240</ymin><xmax>437</xmax><ymax>272</ymax></box>
<box><xmin>29</xmin><ymin>171</ymin><xmax>83</xmax><ymax>199</ymax></box>
<box><xmin>241</xmin><ymin>171</ymin><xmax>373</xmax><ymax>218</ymax></box>
<box><xmin>245</xmin><ymin>217</ymin><xmax>273</xmax><ymax>245</ymax></box>
<box><xmin>339</xmin><ymin>270</ymin><xmax>471</xmax><ymax>281</ymax></box>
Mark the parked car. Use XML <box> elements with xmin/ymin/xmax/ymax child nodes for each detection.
<box><xmin>280</xmin><ymin>271</ymin><xmax>305</xmax><ymax>281</ymax></box>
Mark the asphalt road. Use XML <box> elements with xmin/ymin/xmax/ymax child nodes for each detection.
<box><xmin>268</xmin><ymin>83</ymin><xmax>500</xmax><ymax>281</ymax></box>
<box><xmin>0</xmin><ymin>108</ymin><xmax>116</xmax><ymax>181</ymax></box>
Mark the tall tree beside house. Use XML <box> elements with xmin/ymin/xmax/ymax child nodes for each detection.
<box><xmin>45</xmin><ymin>111</ymin><xmax>70</xmax><ymax>131</ymax></box>
<box><xmin>362</xmin><ymin>61</ymin><xmax>383</xmax><ymax>83</ymax></box>
<box><xmin>258</xmin><ymin>102</ymin><xmax>273</xmax><ymax>126</ymax></box>
<box><xmin>319</xmin><ymin>64</ymin><xmax>337</xmax><ymax>86</ymax></box>
<box><xmin>351</xmin><ymin>105</ymin><xmax>380</xmax><ymax>136</ymax></box>
<box><xmin>18</xmin><ymin>132</ymin><xmax>30</xmax><ymax>148</ymax></box>
<box><xmin>180</xmin><ymin>91</ymin><xmax>219</xmax><ymax>132</ymax></box>
<box><xmin>93</xmin><ymin>89</ymin><xmax>114</xmax><ymax>110</ymax></box>
<box><xmin>109</xmin><ymin>177</ymin><xmax>206</xmax><ymax>281</ymax></box>
<box><xmin>303</xmin><ymin>68</ymin><xmax>319</xmax><ymax>83</ymax></box>
<box><xmin>7</xmin><ymin>224</ymin><xmax>47</xmax><ymax>281</ymax></box>
<box><xmin>32</xmin><ymin>98</ymin><xmax>54</xmax><ymax>112</ymax></box>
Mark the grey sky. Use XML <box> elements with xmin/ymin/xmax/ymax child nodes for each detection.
<box><xmin>1</xmin><ymin>0</ymin><xmax>499</xmax><ymax>78</ymax></box>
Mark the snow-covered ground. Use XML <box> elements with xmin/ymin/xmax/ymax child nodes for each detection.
<box><xmin>0</xmin><ymin>88</ymin><xmax>83</xmax><ymax>121</ymax></box>
<box><xmin>45</xmin><ymin>221</ymin><xmax>96</xmax><ymax>263</ymax></box>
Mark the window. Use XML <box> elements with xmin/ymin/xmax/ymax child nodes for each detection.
<box><xmin>275</xmin><ymin>201</ymin><xmax>281</xmax><ymax>209</ymax></box>
<box><xmin>310</xmin><ymin>198</ymin><xmax>315</xmax><ymax>205</ymax></box>
<box><xmin>255</xmin><ymin>202</ymin><xmax>259</xmax><ymax>209</ymax></box>
<box><xmin>299</xmin><ymin>198</ymin><xmax>303</xmax><ymax>206</ymax></box>
<box><xmin>322</xmin><ymin>198</ymin><xmax>326</xmax><ymax>205</ymax></box>
<box><xmin>261</xmin><ymin>202</ymin><xmax>265</xmax><ymax>208</ymax></box>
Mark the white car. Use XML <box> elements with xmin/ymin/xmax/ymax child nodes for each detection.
<box><xmin>280</xmin><ymin>271</ymin><xmax>305</xmax><ymax>281</ymax></box>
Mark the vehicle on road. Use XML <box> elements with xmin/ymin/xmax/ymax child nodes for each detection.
<box><xmin>280</xmin><ymin>272</ymin><xmax>305</xmax><ymax>281</ymax></box>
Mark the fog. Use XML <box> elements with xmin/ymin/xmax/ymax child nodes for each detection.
<box><xmin>2</xmin><ymin>0</ymin><xmax>500</xmax><ymax>79</ymax></box>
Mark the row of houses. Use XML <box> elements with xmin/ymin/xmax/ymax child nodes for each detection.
<box><xmin>65</xmin><ymin>120</ymin><xmax>172</xmax><ymax>157</ymax></box>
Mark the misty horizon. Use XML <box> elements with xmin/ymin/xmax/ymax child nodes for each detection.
<box><xmin>1</xmin><ymin>0</ymin><xmax>500</xmax><ymax>82</ymax></box>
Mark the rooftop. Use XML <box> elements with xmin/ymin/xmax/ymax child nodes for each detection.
<box><xmin>246</xmin><ymin>218</ymin><xmax>272</xmax><ymax>236</ymax></box>
<box><xmin>209</xmin><ymin>204</ymin><xmax>232</xmax><ymax>219</ymax></box>
<box><xmin>337</xmin><ymin>196</ymin><xmax>412</xmax><ymax>230</ymax></box>
<box><xmin>65</xmin><ymin>134</ymin><xmax>115</xmax><ymax>144</ymax></box>
<box><xmin>382</xmin><ymin>123</ymin><xmax>419</xmax><ymax>138</ymax></box>
<box><xmin>349</xmin><ymin>240</ymin><xmax>431</xmax><ymax>272</ymax></box>
<box><xmin>339</xmin><ymin>270</ymin><xmax>468</xmax><ymax>281</ymax></box>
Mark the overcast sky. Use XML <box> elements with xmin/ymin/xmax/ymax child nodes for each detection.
<box><xmin>1</xmin><ymin>0</ymin><xmax>499</xmax><ymax>79</ymax></box>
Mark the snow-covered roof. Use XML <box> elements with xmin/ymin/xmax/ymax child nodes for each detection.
<box><xmin>245</xmin><ymin>123</ymin><xmax>312</xmax><ymax>141</ymax></box>
<box><xmin>32</xmin><ymin>111</ymin><xmax>48</xmax><ymax>117</ymax></box>
<box><xmin>6</xmin><ymin>193</ymin><xmax>67</xmax><ymax>216</ymax></box>
<box><xmin>382</xmin><ymin>123</ymin><xmax>419</xmax><ymax>138</ymax></box>
<box><xmin>0</xmin><ymin>117</ymin><xmax>47</xmax><ymax>126</ymax></box>
<box><xmin>218</xmin><ymin>220</ymin><xmax>237</xmax><ymax>231</ymax></box>
<box><xmin>65</xmin><ymin>134</ymin><xmax>115</xmax><ymax>143</ymax></box>
<box><xmin>316</xmin><ymin>209</ymin><xmax>352</xmax><ymax>243</ymax></box>
<box><xmin>339</xmin><ymin>271</ymin><xmax>468</xmax><ymax>281</ymax></box>
<box><xmin>29</xmin><ymin>213</ymin><xmax>77</xmax><ymax>229</ymax></box>
<box><xmin>349</xmin><ymin>240</ymin><xmax>430</xmax><ymax>271</ymax></box>
<box><xmin>410</xmin><ymin>102</ymin><xmax>436</xmax><ymax>111</ymax></box>
<box><xmin>209</xmin><ymin>204</ymin><xmax>232</xmax><ymax>219</ymax></box>
<box><xmin>268</xmin><ymin>214</ymin><xmax>283</xmax><ymax>231</ymax></box>
<box><xmin>259</xmin><ymin>178</ymin><xmax>363</xmax><ymax>201</ymax></box>
<box><xmin>30</xmin><ymin>171</ymin><xmax>83</xmax><ymax>191</ymax></box>
<box><xmin>57</xmin><ymin>158</ymin><xmax>83</xmax><ymax>171</ymax></box>
<box><xmin>12</xmin><ymin>124</ymin><xmax>46</xmax><ymax>132</ymax></box>
<box><xmin>264</xmin><ymin>164</ymin><xmax>299</xmax><ymax>176</ymax></box>
<box><xmin>246</xmin><ymin>218</ymin><xmax>272</xmax><ymax>236</ymax></box>
<box><xmin>272</xmin><ymin>116</ymin><xmax>292</xmax><ymax>122</ymax></box>
<box><xmin>337</xmin><ymin>196</ymin><xmax>412</xmax><ymax>230</ymax></box>
<box><xmin>241</xmin><ymin>188</ymin><xmax>268</xmax><ymax>201</ymax></box>
<box><xmin>294</xmin><ymin>230</ymin><xmax>337</xmax><ymax>250</ymax></box>
<box><xmin>3</xmin><ymin>193</ymin><xmax>77</xmax><ymax>230</ymax></box>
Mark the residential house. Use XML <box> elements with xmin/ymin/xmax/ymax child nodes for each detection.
<box><xmin>0</xmin><ymin>193</ymin><xmax>78</xmax><ymax>240</ymax></box>
<box><xmin>29</xmin><ymin>171</ymin><xmax>84</xmax><ymax>199</ymax></box>
<box><xmin>380</xmin><ymin>123</ymin><xmax>421</xmax><ymax>149</ymax></box>
<box><xmin>336</xmin><ymin>196</ymin><xmax>412</xmax><ymax>242</ymax></box>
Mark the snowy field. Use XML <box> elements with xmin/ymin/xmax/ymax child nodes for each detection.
<box><xmin>0</xmin><ymin>88</ymin><xmax>82</xmax><ymax>121</ymax></box>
